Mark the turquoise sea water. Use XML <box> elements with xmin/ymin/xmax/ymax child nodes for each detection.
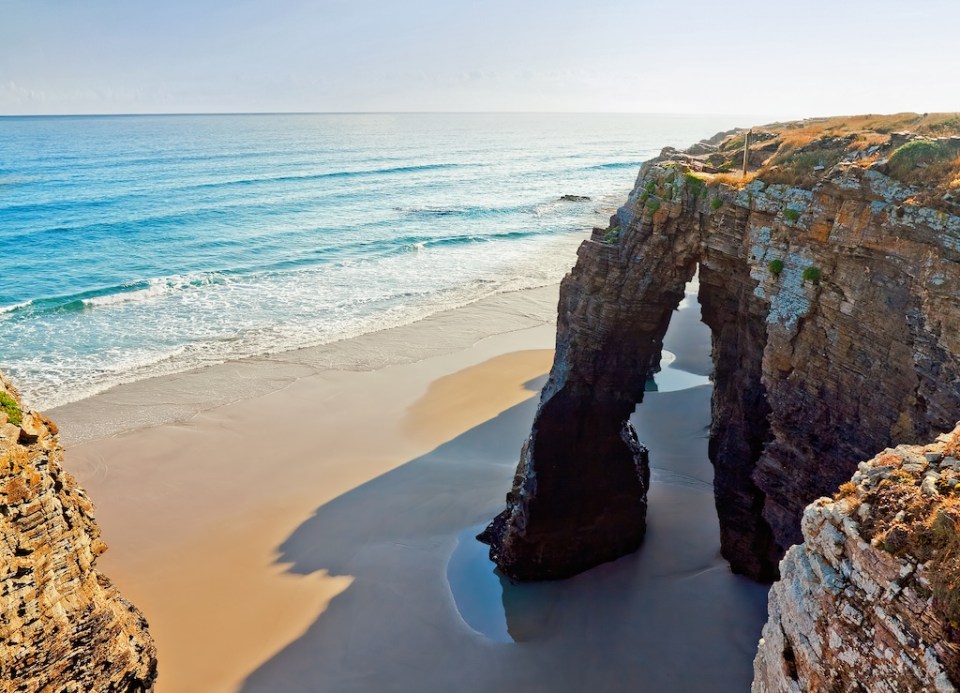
<box><xmin>0</xmin><ymin>113</ymin><xmax>740</xmax><ymax>408</ymax></box>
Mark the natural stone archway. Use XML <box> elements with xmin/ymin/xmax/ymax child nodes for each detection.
<box><xmin>481</xmin><ymin>143</ymin><xmax>960</xmax><ymax>583</ymax></box>
<box><xmin>477</xmin><ymin>207</ymin><xmax>779</xmax><ymax>581</ymax></box>
<box><xmin>479</xmin><ymin>185</ymin><xmax>703</xmax><ymax>582</ymax></box>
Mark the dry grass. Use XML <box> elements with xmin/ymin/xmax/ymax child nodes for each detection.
<box><xmin>702</xmin><ymin>171</ymin><xmax>758</xmax><ymax>188</ymax></box>
<box><xmin>762</xmin><ymin>113</ymin><xmax>960</xmax><ymax>139</ymax></box>
<box><xmin>853</xmin><ymin>454</ymin><xmax>960</xmax><ymax>631</ymax></box>
<box><xmin>691</xmin><ymin>113</ymin><xmax>960</xmax><ymax>203</ymax></box>
<box><xmin>930</xmin><ymin>504</ymin><xmax>960</xmax><ymax>628</ymax></box>
<box><xmin>836</xmin><ymin>480</ymin><xmax>858</xmax><ymax>498</ymax></box>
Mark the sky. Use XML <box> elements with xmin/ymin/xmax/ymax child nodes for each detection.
<box><xmin>1</xmin><ymin>0</ymin><xmax>958</xmax><ymax>117</ymax></box>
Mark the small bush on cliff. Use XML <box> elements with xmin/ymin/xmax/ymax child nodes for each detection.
<box><xmin>762</xmin><ymin>148</ymin><xmax>845</xmax><ymax>187</ymax></box>
<box><xmin>802</xmin><ymin>266</ymin><xmax>821</xmax><ymax>284</ymax></box>
<box><xmin>930</xmin><ymin>506</ymin><xmax>960</xmax><ymax>627</ymax></box>
<box><xmin>888</xmin><ymin>139</ymin><xmax>950</xmax><ymax>178</ymax></box>
<box><xmin>887</xmin><ymin>139</ymin><xmax>960</xmax><ymax>200</ymax></box>
<box><xmin>720</xmin><ymin>134</ymin><xmax>745</xmax><ymax>152</ymax></box>
<box><xmin>603</xmin><ymin>225</ymin><xmax>621</xmax><ymax>243</ymax></box>
<box><xmin>836</xmin><ymin>481</ymin><xmax>858</xmax><ymax>498</ymax></box>
<box><xmin>768</xmin><ymin>259</ymin><xmax>784</xmax><ymax>276</ymax></box>
<box><xmin>783</xmin><ymin>208</ymin><xmax>801</xmax><ymax>223</ymax></box>
<box><xmin>683</xmin><ymin>172</ymin><xmax>706</xmax><ymax>198</ymax></box>
<box><xmin>0</xmin><ymin>391</ymin><xmax>22</xmax><ymax>426</ymax></box>
<box><xmin>710</xmin><ymin>196</ymin><xmax>723</xmax><ymax>210</ymax></box>
<box><xmin>646</xmin><ymin>198</ymin><xmax>661</xmax><ymax>217</ymax></box>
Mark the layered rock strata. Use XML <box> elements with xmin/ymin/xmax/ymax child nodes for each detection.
<box><xmin>753</xmin><ymin>425</ymin><xmax>960</xmax><ymax>692</ymax></box>
<box><xmin>482</xmin><ymin>119</ymin><xmax>960</xmax><ymax>581</ymax></box>
<box><xmin>0</xmin><ymin>373</ymin><xmax>157</xmax><ymax>691</ymax></box>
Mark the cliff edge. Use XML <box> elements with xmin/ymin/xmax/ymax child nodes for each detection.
<box><xmin>753</xmin><ymin>425</ymin><xmax>960</xmax><ymax>691</ymax></box>
<box><xmin>0</xmin><ymin>372</ymin><xmax>157</xmax><ymax>691</ymax></box>
<box><xmin>481</xmin><ymin>112</ymin><xmax>960</xmax><ymax>582</ymax></box>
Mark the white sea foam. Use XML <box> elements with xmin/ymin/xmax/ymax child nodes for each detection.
<box><xmin>0</xmin><ymin>113</ymin><xmax>746</xmax><ymax>410</ymax></box>
<box><xmin>82</xmin><ymin>282</ymin><xmax>171</xmax><ymax>308</ymax></box>
<box><xmin>0</xmin><ymin>300</ymin><xmax>32</xmax><ymax>315</ymax></box>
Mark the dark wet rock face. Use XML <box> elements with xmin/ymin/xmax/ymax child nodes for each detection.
<box><xmin>481</xmin><ymin>131</ymin><xmax>960</xmax><ymax>582</ymax></box>
<box><xmin>479</xmin><ymin>418</ymin><xmax>649</xmax><ymax>581</ymax></box>
<box><xmin>480</xmin><ymin>175</ymin><xmax>701</xmax><ymax>582</ymax></box>
<box><xmin>698</xmin><ymin>260</ymin><xmax>780</xmax><ymax>580</ymax></box>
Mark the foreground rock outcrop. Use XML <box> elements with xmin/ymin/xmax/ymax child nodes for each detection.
<box><xmin>753</xmin><ymin>425</ymin><xmax>960</xmax><ymax>692</ymax></box>
<box><xmin>0</xmin><ymin>373</ymin><xmax>157</xmax><ymax>691</ymax></box>
<box><xmin>482</xmin><ymin>113</ymin><xmax>960</xmax><ymax>581</ymax></box>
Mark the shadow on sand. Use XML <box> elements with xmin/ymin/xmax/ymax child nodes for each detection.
<box><xmin>240</xmin><ymin>372</ymin><xmax>769</xmax><ymax>693</ymax></box>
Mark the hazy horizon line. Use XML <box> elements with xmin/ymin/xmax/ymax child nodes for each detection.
<box><xmin>0</xmin><ymin>109</ymin><xmax>812</xmax><ymax>120</ymax></box>
<box><xmin>3</xmin><ymin>109</ymin><xmax>947</xmax><ymax>124</ymax></box>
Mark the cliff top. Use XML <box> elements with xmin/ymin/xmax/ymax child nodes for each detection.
<box><xmin>836</xmin><ymin>426</ymin><xmax>960</xmax><ymax>635</ymax></box>
<box><xmin>670</xmin><ymin>112</ymin><xmax>960</xmax><ymax>212</ymax></box>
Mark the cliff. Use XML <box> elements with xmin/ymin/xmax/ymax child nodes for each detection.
<box><xmin>753</xmin><ymin>425</ymin><xmax>960</xmax><ymax>691</ymax></box>
<box><xmin>0</xmin><ymin>373</ymin><xmax>157</xmax><ymax>691</ymax></box>
<box><xmin>481</xmin><ymin>112</ymin><xmax>960</xmax><ymax>582</ymax></box>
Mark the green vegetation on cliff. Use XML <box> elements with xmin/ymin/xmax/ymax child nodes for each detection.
<box><xmin>0</xmin><ymin>391</ymin><xmax>21</xmax><ymax>426</ymax></box>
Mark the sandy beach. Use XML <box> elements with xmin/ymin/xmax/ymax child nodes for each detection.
<box><xmin>52</xmin><ymin>281</ymin><xmax>768</xmax><ymax>692</ymax></box>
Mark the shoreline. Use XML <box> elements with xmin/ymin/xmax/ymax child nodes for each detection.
<box><xmin>63</xmin><ymin>287</ymin><xmax>562</xmax><ymax>691</ymax></box>
<box><xmin>50</xmin><ymin>283</ymin><xmax>563</xmax><ymax>446</ymax></box>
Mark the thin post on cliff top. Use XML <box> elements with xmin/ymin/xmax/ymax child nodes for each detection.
<box><xmin>742</xmin><ymin>129</ymin><xmax>752</xmax><ymax>177</ymax></box>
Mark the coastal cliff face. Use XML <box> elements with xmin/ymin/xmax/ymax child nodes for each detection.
<box><xmin>753</xmin><ymin>426</ymin><xmax>960</xmax><ymax>692</ymax></box>
<box><xmin>0</xmin><ymin>373</ymin><xmax>157</xmax><ymax>691</ymax></box>
<box><xmin>481</xmin><ymin>114</ymin><xmax>960</xmax><ymax>582</ymax></box>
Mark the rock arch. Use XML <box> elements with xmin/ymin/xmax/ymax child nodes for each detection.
<box><xmin>480</xmin><ymin>157</ymin><xmax>960</xmax><ymax>582</ymax></box>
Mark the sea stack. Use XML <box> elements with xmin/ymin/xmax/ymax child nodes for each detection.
<box><xmin>0</xmin><ymin>372</ymin><xmax>157</xmax><ymax>690</ymax></box>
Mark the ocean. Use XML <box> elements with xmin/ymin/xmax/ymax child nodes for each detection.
<box><xmin>0</xmin><ymin>112</ymin><xmax>742</xmax><ymax>409</ymax></box>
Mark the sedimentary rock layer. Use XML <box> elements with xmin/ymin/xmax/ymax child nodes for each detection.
<box><xmin>482</xmin><ymin>121</ymin><xmax>960</xmax><ymax>581</ymax></box>
<box><xmin>753</xmin><ymin>426</ymin><xmax>960</xmax><ymax>692</ymax></box>
<box><xmin>0</xmin><ymin>373</ymin><xmax>157</xmax><ymax>691</ymax></box>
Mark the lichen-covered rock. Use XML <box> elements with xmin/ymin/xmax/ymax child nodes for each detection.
<box><xmin>752</xmin><ymin>425</ymin><xmax>960</xmax><ymax>692</ymax></box>
<box><xmin>0</xmin><ymin>372</ymin><xmax>157</xmax><ymax>691</ymax></box>
<box><xmin>482</xmin><ymin>117</ymin><xmax>960</xmax><ymax>581</ymax></box>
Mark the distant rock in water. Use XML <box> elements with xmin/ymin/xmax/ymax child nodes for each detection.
<box><xmin>559</xmin><ymin>194</ymin><xmax>591</xmax><ymax>202</ymax></box>
<box><xmin>753</xmin><ymin>426</ymin><xmax>960</xmax><ymax>691</ymax></box>
<box><xmin>0</xmin><ymin>372</ymin><xmax>157</xmax><ymax>690</ymax></box>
